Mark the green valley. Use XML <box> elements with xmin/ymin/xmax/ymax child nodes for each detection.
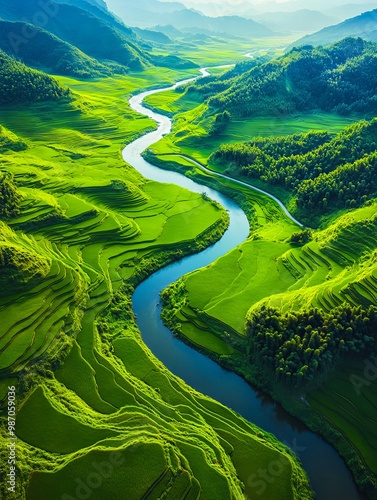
<box><xmin>0</xmin><ymin>5</ymin><xmax>314</xmax><ymax>498</ymax></box>
<box><xmin>1</xmin><ymin>0</ymin><xmax>377</xmax><ymax>499</ymax></box>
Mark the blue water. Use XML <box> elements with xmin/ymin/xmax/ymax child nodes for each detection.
<box><xmin>123</xmin><ymin>72</ymin><xmax>365</xmax><ymax>500</ymax></box>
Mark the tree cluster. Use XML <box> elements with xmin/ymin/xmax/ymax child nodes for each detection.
<box><xmin>247</xmin><ymin>304</ymin><xmax>377</xmax><ymax>388</ymax></box>
<box><xmin>0</xmin><ymin>172</ymin><xmax>22</xmax><ymax>218</ymax></box>
<box><xmin>213</xmin><ymin>119</ymin><xmax>377</xmax><ymax>217</ymax></box>
<box><xmin>0</xmin><ymin>50</ymin><xmax>69</xmax><ymax>105</ymax></box>
<box><xmin>209</xmin><ymin>110</ymin><xmax>231</xmax><ymax>136</ymax></box>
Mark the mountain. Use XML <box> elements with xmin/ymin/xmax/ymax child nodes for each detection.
<box><xmin>0</xmin><ymin>49</ymin><xmax>69</xmax><ymax>104</ymax></box>
<box><xmin>325</xmin><ymin>3</ymin><xmax>377</xmax><ymax>22</ymax></box>
<box><xmin>105</xmin><ymin>0</ymin><xmax>276</xmax><ymax>37</ymax></box>
<box><xmin>0</xmin><ymin>21</ymin><xmax>111</xmax><ymax>77</ymax></box>
<box><xmin>132</xmin><ymin>27</ymin><xmax>173</xmax><ymax>44</ymax></box>
<box><xmin>152</xmin><ymin>24</ymin><xmax>186</xmax><ymax>39</ymax></box>
<box><xmin>253</xmin><ymin>9</ymin><xmax>338</xmax><ymax>34</ymax></box>
<box><xmin>191</xmin><ymin>37</ymin><xmax>377</xmax><ymax>118</ymax></box>
<box><xmin>289</xmin><ymin>9</ymin><xmax>377</xmax><ymax>48</ymax></box>
<box><xmin>0</xmin><ymin>0</ymin><xmax>148</xmax><ymax>70</ymax></box>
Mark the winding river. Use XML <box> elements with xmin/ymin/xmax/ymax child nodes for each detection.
<box><xmin>122</xmin><ymin>70</ymin><xmax>364</xmax><ymax>499</ymax></box>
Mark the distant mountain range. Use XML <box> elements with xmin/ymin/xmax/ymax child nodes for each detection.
<box><xmin>290</xmin><ymin>9</ymin><xmax>377</xmax><ymax>48</ymax></box>
<box><xmin>168</xmin><ymin>0</ymin><xmax>377</xmax><ymax>20</ymax></box>
<box><xmin>105</xmin><ymin>0</ymin><xmax>276</xmax><ymax>37</ymax></box>
<box><xmin>253</xmin><ymin>9</ymin><xmax>338</xmax><ymax>34</ymax></box>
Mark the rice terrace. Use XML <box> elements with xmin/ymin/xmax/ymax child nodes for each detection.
<box><xmin>0</xmin><ymin>1</ymin><xmax>377</xmax><ymax>500</ymax></box>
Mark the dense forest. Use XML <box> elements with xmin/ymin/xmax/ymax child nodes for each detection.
<box><xmin>189</xmin><ymin>38</ymin><xmax>377</xmax><ymax>118</ymax></box>
<box><xmin>213</xmin><ymin>119</ymin><xmax>377</xmax><ymax>219</ymax></box>
<box><xmin>0</xmin><ymin>50</ymin><xmax>69</xmax><ymax>104</ymax></box>
<box><xmin>247</xmin><ymin>304</ymin><xmax>377</xmax><ymax>388</ymax></box>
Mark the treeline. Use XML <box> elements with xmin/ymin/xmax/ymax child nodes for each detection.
<box><xmin>297</xmin><ymin>152</ymin><xmax>377</xmax><ymax>211</ymax></box>
<box><xmin>212</xmin><ymin>119</ymin><xmax>377</xmax><ymax>217</ymax></box>
<box><xmin>247</xmin><ymin>304</ymin><xmax>377</xmax><ymax>388</ymax></box>
<box><xmin>191</xmin><ymin>37</ymin><xmax>377</xmax><ymax>118</ymax></box>
<box><xmin>0</xmin><ymin>50</ymin><xmax>69</xmax><ymax>104</ymax></box>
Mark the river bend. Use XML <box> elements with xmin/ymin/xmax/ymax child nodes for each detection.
<box><xmin>122</xmin><ymin>70</ymin><xmax>363</xmax><ymax>500</ymax></box>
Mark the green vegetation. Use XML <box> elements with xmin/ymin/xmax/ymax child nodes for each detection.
<box><xmin>0</xmin><ymin>60</ymin><xmax>311</xmax><ymax>500</ymax></box>
<box><xmin>0</xmin><ymin>50</ymin><xmax>69</xmax><ymax>104</ymax></box>
<box><xmin>308</xmin><ymin>358</ymin><xmax>377</xmax><ymax>479</ymax></box>
<box><xmin>0</xmin><ymin>0</ymin><xmax>148</xmax><ymax>70</ymax></box>
<box><xmin>213</xmin><ymin>119</ymin><xmax>377</xmax><ymax>224</ymax></box>
<box><xmin>0</xmin><ymin>21</ymin><xmax>111</xmax><ymax>78</ymax></box>
<box><xmin>147</xmin><ymin>44</ymin><xmax>377</xmax><ymax>496</ymax></box>
<box><xmin>0</xmin><ymin>173</ymin><xmax>22</xmax><ymax>218</ymax></box>
<box><xmin>0</xmin><ymin>125</ymin><xmax>27</xmax><ymax>152</ymax></box>
<box><xmin>247</xmin><ymin>304</ymin><xmax>377</xmax><ymax>387</ymax></box>
<box><xmin>205</xmin><ymin>38</ymin><xmax>377</xmax><ymax>117</ymax></box>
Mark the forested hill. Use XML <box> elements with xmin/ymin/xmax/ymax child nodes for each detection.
<box><xmin>0</xmin><ymin>50</ymin><xmax>69</xmax><ymax>104</ymax></box>
<box><xmin>192</xmin><ymin>38</ymin><xmax>377</xmax><ymax>118</ymax></box>
<box><xmin>0</xmin><ymin>0</ymin><xmax>147</xmax><ymax>70</ymax></box>
<box><xmin>0</xmin><ymin>21</ymin><xmax>111</xmax><ymax>78</ymax></box>
<box><xmin>0</xmin><ymin>0</ymin><xmax>195</xmax><ymax>75</ymax></box>
<box><xmin>213</xmin><ymin>118</ymin><xmax>377</xmax><ymax>224</ymax></box>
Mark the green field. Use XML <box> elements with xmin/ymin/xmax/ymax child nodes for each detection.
<box><xmin>0</xmin><ymin>65</ymin><xmax>312</xmax><ymax>500</ymax></box>
<box><xmin>152</xmin><ymin>34</ymin><xmax>299</xmax><ymax>67</ymax></box>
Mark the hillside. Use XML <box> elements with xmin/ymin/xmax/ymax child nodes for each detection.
<box><xmin>132</xmin><ymin>26</ymin><xmax>173</xmax><ymax>44</ymax></box>
<box><xmin>289</xmin><ymin>8</ymin><xmax>377</xmax><ymax>47</ymax></box>
<box><xmin>0</xmin><ymin>0</ymin><xmax>148</xmax><ymax>70</ymax></box>
<box><xmin>253</xmin><ymin>9</ymin><xmax>338</xmax><ymax>34</ymax></box>
<box><xmin>0</xmin><ymin>21</ymin><xmax>111</xmax><ymax>78</ymax></box>
<box><xmin>189</xmin><ymin>38</ymin><xmax>377</xmax><ymax>118</ymax></box>
<box><xmin>0</xmin><ymin>125</ymin><xmax>27</xmax><ymax>152</ymax></box>
<box><xmin>0</xmin><ymin>50</ymin><xmax>69</xmax><ymax>104</ymax></box>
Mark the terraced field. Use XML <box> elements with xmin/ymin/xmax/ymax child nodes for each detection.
<box><xmin>0</xmin><ymin>70</ymin><xmax>312</xmax><ymax>499</ymax></box>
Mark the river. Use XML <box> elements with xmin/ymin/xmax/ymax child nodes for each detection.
<box><xmin>122</xmin><ymin>70</ymin><xmax>364</xmax><ymax>500</ymax></box>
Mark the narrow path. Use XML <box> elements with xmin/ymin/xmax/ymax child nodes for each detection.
<box><xmin>174</xmin><ymin>153</ymin><xmax>304</xmax><ymax>227</ymax></box>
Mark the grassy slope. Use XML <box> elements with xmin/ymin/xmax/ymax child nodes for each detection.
<box><xmin>146</xmin><ymin>72</ymin><xmax>377</xmax><ymax>496</ymax></box>
<box><xmin>0</xmin><ymin>66</ymin><xmax>311</xmax><ymax>500</ymax></box>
